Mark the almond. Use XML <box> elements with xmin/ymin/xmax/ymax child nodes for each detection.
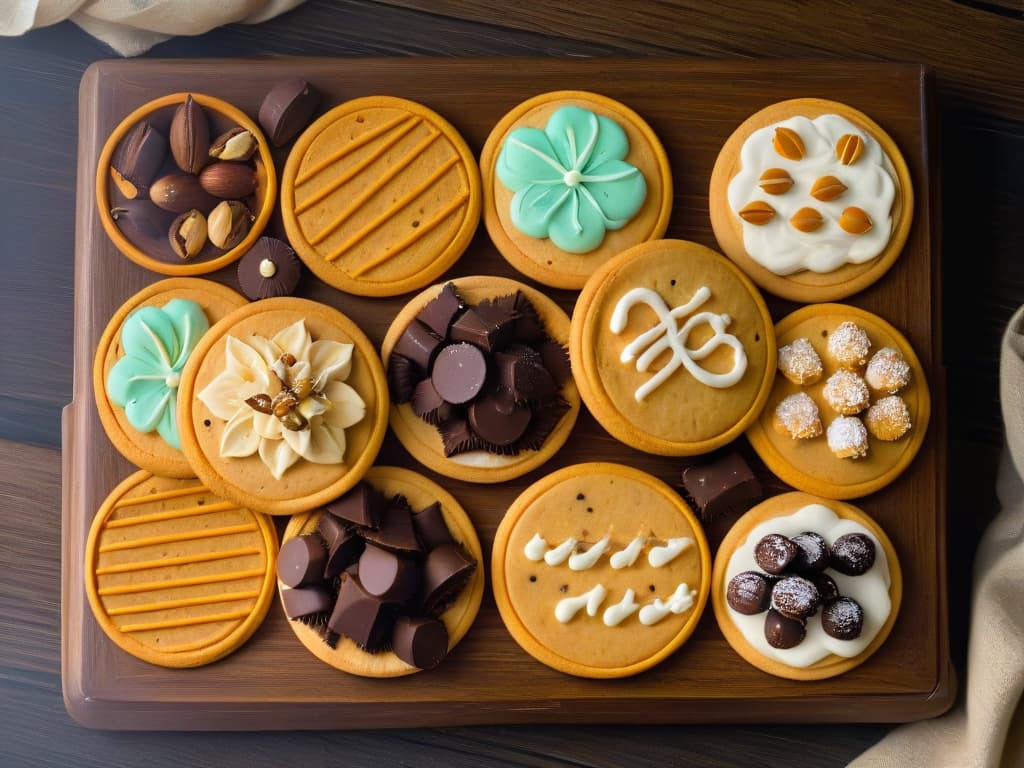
<box><xmin>773</xmin><ymin>127</ymin><xmax>805</xmax><ymax>161</ymax></box>
<box><xmin>836</xmin><ymin>134</ymin><xmax>864</xmax><ymax>166</ymax></box>
<box><xmin>738</xmin><ymin>200</ymin><xmax>776</xmax><ymax>225</ymax></box>
<box><xmin>839</xmin><ymin>206</ymin><xmax>873</xmax><ymax>234</ymax></box>
<box><xmin>790</xmin><ymin>207</ymin><xmax>824</xmax><ymax>233</ymax></box>
<box><xmin>810</xmin><ymin>175</ymin><xmax>848</xmax><ymax>202</ymax></box>
<box><xmin>759</xmin><ymin>168</ymin><xmax>794</xmax><ymax>195</ymax></box>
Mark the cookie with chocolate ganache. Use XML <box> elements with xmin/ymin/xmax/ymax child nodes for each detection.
<box><xmin>94</xmin><ymin>278</ymin><xmax>247</xmax><ymax>478</ymax></box>
<box><xmin>480</xmin><ymin>91</ymin><xmax>672</xmax><ymax>289</ymax></box>
<box><xmin>382</xmin><ymin>276</ymin><xmax>580</xmax><ymax>484</ymax></box>
<box><xmin>278</xmin><ymin>466</ymin><xmax>484</xmax><ymax>677</ymax></box>
<box><xmin>709</xmin><ymin>98</ymin><xmax>913</xmax><ymax>302</ymax></box>
<box><xmin>492</xmin><ymin>462</ymin><xmax>710</xmax><ymax>678</ymax></box>
<box><xmin>177</xmin><ymin>296</ymin><xmax>389</xmax><ymax>516</ymax></box>
<box><xmin>712</xmin><ymin>492</ymin><xmax>902</xmax><ymax>680</ymax></box>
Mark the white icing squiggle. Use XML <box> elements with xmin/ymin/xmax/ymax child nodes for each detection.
<box><xmin>528</xmin><ymin>533</ymin><xmax>692</xmax><ymax>571</ymax></box>
<box><xmin>602</xmin><ymin>589</ymin><xmax>640</xmax><ymax>626</ymax></box>
<box><xmin>544</xmin><ymin>537</ymin><xmax>577</xmax><ymax>566</ymax></box>
<box><xmin>648</xmin><ymin>537</ymin><xmax>694</xmax><ymax>567</ymax></box>
<box><xmin>569</xmin><ymin>536</ymin><xmax>610</xmax><ymax>571</ymax></box>
<box><xmin>610</xmin><ymin>286</ymin><xmax>747</xmax><ymax>401</ymax></box>
<box><xmin>555</xmin><ymin>584</ymin><xmax>608</xmax><ymax>623</ymax></box>
<box><xmin>638</xmin><ymin>583</ymin><xmax>697</xmax><ymax>626</ymax></box>
<box><xmin>610</xmin><ymin>537</ymin><xmax>645</xmax><ymax>569</ymax></box>
<box><xmin>524</xmin><ymin>533</ymin><xmax>548</xmax><ymax>562</ymax></box>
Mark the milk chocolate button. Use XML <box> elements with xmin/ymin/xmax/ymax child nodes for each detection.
<box><xmin>329</xmin><ymin>574</ymin><xmax>395</xmax><ymax>651</ymax></box>
<box><xmin>259</xmin><ymin>77</ymin><xmax>320</xmax><ymax>147</ymax></box>
<box><xmin>282</xmin><ymin>585</ymin><xmax>333</xmax><ymax>620</ymax></box>
<box><xmin>237</xmin><ymin>237</ymin><xmax>302</xmax><ymax>300</ymax></box>
<box><xmin>422</xmin><ymin>543</ymin><xmax>476</xmax><ymax>614</ymax></box>
<box><xmin>392</xmin><ymin>616</ymin><xmax>449</xmax><ymax>670</ymax></box>
<box><xmin>764</xmin><ymin>608</ymin><xmax>806</xmax><ymax>649</ymax></box>
<box><xmin>358</xmin><ymin>544</ymin><xmax>421</xmax><ymax>604</ymax></box>
<box><xmin>468</xmin><ymin>388</ymin><xmax>532</xmax><ymax>446</ymax></box>
<box><xmin>412</xmin><ymin>501</ymin><xmax>456</xmax><ymax>551</ymax></box>
<box><xmin>277</xmin><ymin>534</ymin><xmax>328</xmax><ymax>588</ymax></box>
<box><xmin>432</xmin><ymin>343</ymin><xmax>487</xmax><ymax>404</ymax></box>
<box><xmin>326</xmin><ymin>483</ymin><xmax>386</xmax><ymax>528</ymax></box>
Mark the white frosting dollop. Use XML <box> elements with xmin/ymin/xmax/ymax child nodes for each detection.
<box><xmin>609</xmin><ymin>537</ymin><xmax>645</xmax><ymax>569</ymax></box>
<box><xmin>648</xmin><ymin>537</ymin><xmax>693</xmax><ymax>568</ymax></box>
<box><xmin>555</xmin><ymin>584</ymin><xmax>607</xmax><ymax>623</ymax></box>
<box><xmin>638</xmin><ymin>583</ymin><xmax>697</xmax><ymax>626</ymax></box>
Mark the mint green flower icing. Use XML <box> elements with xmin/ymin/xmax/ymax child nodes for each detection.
<box><xmin>496</xmin><ymin>105</ymin><xmax>647</xmax><ymax>253</ymax></box>
<box><xmin>107</xmin><ymin>299</ymin><xmax>209</xmax><ymax>450</ymax></box>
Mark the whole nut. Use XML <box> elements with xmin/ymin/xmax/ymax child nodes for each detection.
<box><xmin>207</xmin><ymin>200</ymin><xmax>253</xmax><ymax>250</ymax></box>
<box><xmin>150</xmin><ymin>173</ymin><xmax>218</xmax><ymax>214</ymax></box>
<box><xmin>790</xmin><ymin>207</ymin><xmax>824</xmax><ymax>233</ymax></box>
<box><xmin>836</xmin><ymin>134</ymin><xmax>865</xmax><ymax>166</ymax></box>
<box><xmin>209</xmin><ymin>127</ymin><xmax>257</xmax><ymax>161</ymax></box>
<box><xmin>168</xmin><ymin>209</ymin><xmax>208</xmax><ymax>260</ymax></box>
<box><xmin>810</xmin><ymin>175</ymin><xmax>848</xmax><ymax>202</ymax></box>
<box><xmin>111</xmin><ymin>121</ymin><xmax>168</xmax><ymax>198</ymax></box>
<box><xmin>758</xmin><ymin>168</ymin><xmax>794</xmax><ymax>195</ymax></box>
<box><xmin>839</xmin><ymin>206</ymin><xmax>873</xmax><ymax>234</ymax></box>
<box><xmin>738</xmin><ymin>200</ymin><xmax>776</xmax><ymax>225</ymax></box>
<box><xmin>199</xmin><ymin>162</ymin><xmax>256</xmax><ymax>199</ymax></box>
<box><xmin>772</xmin><ymin>127</ymin><xmax>805</xmax><ymax>161</ymax></box>
<box><xmin>170</xmin><ymin>94</ymin><xmax>210</xmax><ymax>174</ymax></box>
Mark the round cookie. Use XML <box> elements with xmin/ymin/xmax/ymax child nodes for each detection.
<box><xmin>712</xmin><ymin>492</ymin><xmax>902</xmax><ymax>680</ymax></box>
<box><xmin>492</xmin><ymin>462</ymin><xmax>710</xmax><ymax>678</ymax></box>
<box><xmin>84</xmin><ymin>470</ymin><xmax>278</xmax><ymax>668</ymax></box>
<box><xmin>709</xmin><ymin>98</ymin><xmax>913</xmax><ymax>302</ymax></box>
<box><xmin>480</xmin><ymin>90</ymin><xmax>672</xmax><ymax>289</ymax></box>
<box><xmin>178</xmin><ymin>296</ymin><xmax>389</xmax><ymax>515</ymax></box>
<box><xmin>381</xmin><ymin>276</ymin><xmax>580</xmax><ymax>484</ymax></box>
<box><xmin>570</xmin><ymin>239</ymin><xmax>776</xmax><ymax>456</ymax></box>
<box><xmin>280</xmin><ymin>96</ymin><xmax>481</xmax><ymax>297</ymax></box>
<box><xmin>746</xmin><ymin>304</ymin><xmax>929</xmax><ymax>499</ymax></box>
<box><xmin>279</xmin><ymin>466</ymin><xmax>484</xmax><ymax>677</ymax></box>
<box><xmin>93</xmin><ymin>278</ymin><xmax>248</xmax><ymax>478</ymax></box>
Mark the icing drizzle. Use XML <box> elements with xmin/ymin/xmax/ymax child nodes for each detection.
<box><xmin>525</xmin><ymin>533</ymin><xmax>693</xmax><ymax>570</ymax></box>
<box><xmin>554</xmin><ymin>582</ymin><xmax>697</xmax><ymax>627</ymax></box>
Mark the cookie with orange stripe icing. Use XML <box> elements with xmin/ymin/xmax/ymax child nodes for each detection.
<box><xmin>84</xmin><ymin>471</ymin><xmax>278</xmax><ymax>668</ymax></box>
<box><xmin>280</xmin><ymin>96</ymin><xmax>481</xmax><ymax>297</ymax></box>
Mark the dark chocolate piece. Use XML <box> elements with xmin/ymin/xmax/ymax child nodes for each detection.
<box><xmin>512</xmin><ymin>397</ymin><xmax>569</xmax><ymax>452</ymax></box>
<box><xmin>417</xmin><ymin>283</ymin><xmax>464</xmax><ymax>337</ymax></box>
<box><xmin>440</xmin><ymin>417</ymin><xmax>484</xmax><ymax>457</ymax></box>
<box><xmin>277</xmin><ymin>534</ymin><xmax>328</xmax><ymax>589</ymax></box>
<box><xmin>112</xmin><ymin>121</ymin><xmax>168</xmax><ymax>196</ymax></box>
<box><xmin>770</xmin><ymin>575</ymin><xmax>820</xmax><ymax>620</ymax></box>
<box><xmin>281</xmin><ymin>585</ymin><xmax>333</xmax><ymax>620</ymax></box>
<box><xmin>393</xmin><ymin>319</ymin><xmax>442</xmax><ymax>370</ymax></box>
<box><xmin>259</xmin><ymin>77</ymin><xmax>321</xmax><ymax>147</ymax></box>
<box><xmin>681</xmin><ymin>451</ymin><xmax>763</xmax><ymax>521</ymax></box>
<box><xmin>360</xmin><ymin>496</ymin><xmax>422</xmax><ymax>553</ymax></box>
<box><xmin>109</xmin><ymin>200</ymin><xmax>177</xmax><ymax>260</ymax></box>
<box><xmin>387</xmin><ymin>353</ymin><xmax>420</xmax><ymax>404</ymax></box>
<box><xmin>791</xmin><ymin>532</ymin><xmax>830</xmax><ymax>574</ymax></box>
<box><xmin>412</xmin><ymin>501</ymin><xmax>456</xmax><ymax>551</ymax></box>
<box><xmin>323</xmin><ymin>527</ymin><xmax>364</xmax><ymax>579</ymax></box>
<box><xmin>236</xmin><ymin>237</ymin><xmax>302</xmax><ymax>300</ymax></box>
<box><xmin>325</xmin><ymin>482</ymin><xmax>387</xmax><ymax>529</ymax></box>
<box><xmin>511</xmin><ymin>292</ymin><xmax>547</xmax><ymax>343</ymax></box>
<box><xmin>537</xmin><ymin>340</ymin><xmax>572</xmax><ymax>387</ymax></box>
<box><xmin>468</xmin><ymin>388</ymin><xmax>532</xmax><ymax>447</ymax></box>
<box><xmin>432</xmin><ymin>343</ymin><xmax>488</xmax><ymax>404</ymax></box>
<box><xmin>422</xmin><ymin>543</ymin><xmax>476</xmax><ymax>615</ymax></box>
<box><xmin>392</xmin><ymin>616</ymin><xmax>449</xmax><ymax>670</ymax></box>
<box><xmin>809</xmin><ymin>572</ymin><xmax>840</xmax><ymax>604</ymax></box>
<box><xmin>328</xmin><ymin>574</ymin><xmax>394</xmax><ymax>651</ymax></box>
<box><xmin>754</xmin><ymin>533</ymin><xmax>797</xmax><ymax>575</ymax></box>
<box><xmin>411</xmin><ymin>377</ymin><xmax>455</xmax><ymax>426</ymax></box>
<box><xmin>358</xmin><ymin>544</ymin><xmax>421</xmax><ymax>604</ymax></box>
<box><xmin>726</xmin><ymin>570</ymin><xmax>772</xmax><ymax>615</ymax></box>
<box><xmin>821</xmin><ymin>597</ymin><xmax>865</xmax><ymax>640</ymax></box>
<box><xmin>317</xmin><ymin>512</ymin><xmax>348</xmax><ymax>550</ymax></box>
<box><xmin>495</xmin><ymin>345</ymin><xmax>556</xmax><ymax>403</ymax></box>
<box><xmin>830</xmin><ymin>533</ymin><xmax>877</xmax><ymax>576</ymax></box>
<box><xmin>449</xmin><ymin>307</ymin><xmax>514</xmax><ymax>353</ymax></box>
<box><xmin>764</xmin><ymin>608</ymin><xmax>806</xmax><ymax>649</ymax></box>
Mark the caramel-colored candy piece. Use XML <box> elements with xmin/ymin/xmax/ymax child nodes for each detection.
<box><xmin>864</xmin><ymin>395</ymin><xmax>912</xmax><ymax>441</ymax></box>
<box><xmin>773</xmin><ymin>127</ymin><xmax>805</xmax><ymax>161</ymax></box>
<box><xmin>759</xmin><ymin>168</ymin><xmax>794</xmax><ymax>195</ymax></box>
<box><xmin>790</xmin><ymin>207</ymin><xmax>824</xmax><ymax>233</ymax></box>
<box><xmin>777</xmin><ymin>337</ymin><xmax>823</xmax><ymax>385</ymax></box>
<box><xmin>773</xmin><ymin>392</ymin><xmax>823</xmax><ymax>440</ymax></box>
<box><xmin>738</xmin><ymin>200</ymin><xmax>776</xmax><ymax>225</ymax></box>
<box><xmin>822</xmin><ymin>370</ymin><xmax>870</xmax><ymax>416</ymax></box>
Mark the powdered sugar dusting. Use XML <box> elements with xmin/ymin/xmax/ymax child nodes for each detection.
<box><xmin>823</xmin><ymin>369</ymin><xmax>870</xmax><ymax>415</ymax></box>
<box><xmin>774</xmin><ymin>392</ymin><xmax>822</xmax><ymax>439</ymax></box>
<box><xmin>866</xmin><ymin>347</ymin><xmax>911</xmax><ymax>393</ymax></box>
<box><xmin>827</xmin><ymin>321</ymin><xmax>871</xmax><ymax>369</ymax></box>
<box><xmin>826</xmin><ymin>416</ymin><xmax>869</xmax><ymax>458</ymax></box>
<box><xmin>778</xmin><ymin>337</ymin><xmax>824</xmax><ymax>385</ymax></box>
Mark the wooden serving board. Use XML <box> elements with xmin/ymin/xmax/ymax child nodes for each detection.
<box><xmin>63</xmin><ymin>58</ymin><xmax>951</xmax><ymax>729</ymax></box>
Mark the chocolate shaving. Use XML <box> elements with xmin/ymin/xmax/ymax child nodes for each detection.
<box><xmin>440</xmin><ymin>417</ymin><xmax>486</xmax><ymax>457</ymax></box>
<box><xmin>537</xmin><ymin>340</ymin><xmax>572</xmax><ymax>387</ymax></box>
<box><xmin>387</xmin><ymin>353</ymin><xmax>421</xmax><ymax>404</ymax></box>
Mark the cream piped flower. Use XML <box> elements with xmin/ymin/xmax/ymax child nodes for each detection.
<box><xmin>198</xmin><ymin>320</ymin><xmax>366</xmax><ymax>479</ymax></box>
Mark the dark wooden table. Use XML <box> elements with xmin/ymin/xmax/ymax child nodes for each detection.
<box><xmin>1</xmin><ymin>1</ymin><xmax>1021</xmax><ymax>766</ymax></box>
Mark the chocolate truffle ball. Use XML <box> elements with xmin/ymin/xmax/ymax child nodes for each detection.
<box><xmin>809</xmin><ymin>572</ymin><xmax>840</xmax><ymax>604</ymax></box>
<box><xmin>770</xmin><ymin>575</ymin><xmax>821</xmax><ymax>620</ymax></box>
<box><xmin>821</xmin><ymin>597</ymin><xmax>865</xmax><ymax>641</ymax></box>
<box><xmin>791</xmin><ymin>531</ymin><xmax>830</xmax><ymax>573</ymax></box>
<box><xmin>726</xmin><ymin>571</ymin><xmax>772</xmax><ymax>615</ymax></box>
<box><xmin>764</xmin><ymin>609</ymin><xmax>806</xmax><ymax>649</ymax></box>
<box><xmin>754</xmin><ymin>533</ymin><xmax>798</xmax><ymax>575</ymax></box>
<box><xmin>830</xmin><ymin>533</ymin><xmax>876</xmax><ymax>576</ymax></box>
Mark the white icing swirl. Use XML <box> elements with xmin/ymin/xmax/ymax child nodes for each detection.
<box><xmin>543</xmin><ymin>537</ymin><xmax>577</xmax><ymax>566</ymax></box>
<box><xmin>568</xmin><ymin>535</ymin><xmax>610</xmax><ymax>571</ymax></box>
<box><xmin>526</xmin><ymin>533</ymin><xmax>693</xmax><ymax>571</ymax></box>
<box><xmin>555</xmin><ymin>584</ymin><xmax>607</xmax><ymax>623</ymax></box>
<box><xmin>648</xmin><ymin>537</ymin><xmax>693</xmax><ymax>567</ymax></box>
<box><xmin>609</xmin><ymin>537</ymin><xmax>645</xmax><ymax>569</ymax></box>
<box><xmin>602</xmin><ymin>589</ymin><xmax>640</xmax><ymax>626</ymax></box>
<box><xmin>638</xmin><ymin>584</ymin><xmax>698</xmax><ymax>626</ymax></box>
<box><xmin>524</xmin><ymin>533</ymin><xmax>548</xmax><ymax>562</ymax></box>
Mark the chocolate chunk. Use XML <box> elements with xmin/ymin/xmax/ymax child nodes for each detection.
<box><xmin>394</xmin><ymin>319</ymin><xmax>442</xmax><ymax>370</ymax></box>
<box><xmin>537</xmin><ymin>340</ymin><xmax>572</xmax><ymax>387</ymax></box>
<box><xmin>440</xmin><ymin>417</ymin><xmax>485</xmax><ymax>457</ymax></box>
<box><xmin>281</xmin><ymin>585</ymin><xmax>333</xmax><ymax>620</ymax></box>
<box><xmin>830</xmin><ymin>533</ymin><xmax>877</xmax><ymax>576</ymax></box>
<box><xmin>411</xmin><ymin>378</ymin><xmax>455</xmax><ymax>425</ymax></box>
<box><xmin>417</xmin><ymin>283</ymin><xmax>464</xmax><ymax>337</ymax></box>
<box><xmin>449</xmin><ymin>307</ymin><xmax>514</xmax><ymax>353</ymax></box>
<box><xmin>113</xmin><ymin>121</ymin><xmax>168</xmax><ymax>196</ymax></box>
<box><xmin>323</xmin><ymin>527</ymin><xmax>364</xmax><ymax>580</ymax></box>
<box><xmin>277</xmin><ymin>534</ymin><xmax>328</xmax><ymax>588</ymax></box>
<box><xmin>412</xmin><ymin>501</ymin><xmax>456</xmax><ymax>552</ymax></box>
<box><xmin>754</xmin><ymin>534</ymin><xmax>798</xmax><ymax>575</ymax></box>
<box><xmin>513</xmin><ymin>397</ymin><xmax>569</xmax><ymax>452</ymax></box>
<box><xmin>496</xmin><ymin>345</ymin><xmax>556</xmax><ymax>402</ymax></box>
<box><xmin>360</xmin><ymin>496</ymin><xmax>422</xmax><ymax>553</ymax></box>
<box><xmin>821</xmin><ymin>597</ymin><xmax>865</xmax><ymax>640</ymax></box>
<box><xmin>358</xmin><ymin>545</ymin><xmax>421</xmax><ymax>604</ymax></box>
<box><xmin>432</xmin><ymin>343</ymin><xmax>488</xmax><ymax>404</ymax></box>
<box><xmin>325</xmin><ymin>483</ymin><xmax>387</xmax><ymax>529</ymax></box>
<box><xmin>422</xmin><ymin>543</ymin><xmax>476</xmax><ymax>615</ymax></box>
<box><xmin>791</xmin><ymin>532</ymin><xmax>830</xmax><ymax>574</ymax></box>
<box><xmin>392</xmin><ymin>616</ymin><xmax>449</xmax><ymax>670</ymax></box>
<box><xmin>764</xmin><ymin>608</ymin><xmax>806</xmax><ymax>649</ymax></box>
<box><xmin>468</xmin><ymin>388</ymin><xmax>532</xmax><ymax>447</ymax></box>
<box><xmin>770</xmin><ymin>575</ymin><xmax>821</xmax><ymax>620</ymax></box>
<box><xmin>726</xmin><ymin>570</ymin><xmax>772</xmax><ymax>615</ymax></box>
<box><xmin>387</xmin><ymin>354</ymin><xmax>420</xmax><ymax>404</ymax></box>
<box><xmin>259</xmin><ymin>77</ymin><xmax>321</xmax><ymax>147</ymax></box>
<box><xmin>236</xmin><ymin>237</ymin><xmax>302</xmax><ymax>300</ymax></box>
<box><xmin>809</xmin><ymin>572</ymin><xmax>840</xmax><ymax>604</ymax></box>
<box><xmin>317</xmin><ymin>512</ymin><xmax>348</xmax><ymax>551</ymax></box>
<box><xmin>328</xmin><ymin>574</ymin><xmax>395</xmax><ymax>651</ymax></box>
<box><xmin>681</xmin><ymin>451</ymin><xmax>763</xmax><ymax>521</ymax></box>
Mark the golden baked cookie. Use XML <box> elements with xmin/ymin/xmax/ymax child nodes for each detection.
<box><xmin>570</xmin><ymin>239</ymin><xmax>776</xmax><ymax>456</ymax></box>
<box><xmin>746</xmin><ymin>304</ymin><xmax>929</xmax><ymax>499</ymax></box>
<box><xmin>94</xmin><ymin>278</ymin><xmax>248</xmax><ymax>478</ymax></box>
<box><xmin>84</xmin><ymin>470</ymin><xmax>278</xmax><ymax>668</ymax></box>
<box><xmin>280</xmin><ymin>96</ymin><xmax>481</xmax><ymax>297</ymax></box>
<box><xmin>381</xmin><ymin>276</ymin><xmax>580</xmax><ymax>484</ymax></box>
<box><xmin>278</xmin><ymin>466</ymin><xmax>484</xmax><ymax>677</ymax></box>
<box><xmin>480</xmin><ymin>90</ymin><xmax>672</xmax><ymax>289</ymax></box>
<box><xmin>709</xmin><ymin>98</ymin><xmax>913</xmax><ymax>302</ymax></box>
<box><xmin>178</xmin><ymin>296</ymin><xmax>389</xmax><ymax>515</ymax></box>
<box><xmin>712</xmin><ymin>492</ymin><xmax>902</xmax><ymax>681</ymax></box>
<box><xmin>492</xmin><ymin>462</ymin><xmax>710</xmax><ymax>678</ymax></box>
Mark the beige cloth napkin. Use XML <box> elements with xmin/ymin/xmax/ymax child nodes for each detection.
<box><xmin>0</xmin><ymin>0</ymin><xmax>305</xmax><ymax>56</ymax></box>
<box><xmin>851</xmin><ymin>304</ymin><xmax>1024</xmax><ymax>768</ymax></box>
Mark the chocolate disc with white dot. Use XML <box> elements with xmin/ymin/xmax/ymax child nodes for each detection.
<box><xmin>237</xmin><ymin>237</ymin><xmax>302</xmax><ymax>300</ymax></box>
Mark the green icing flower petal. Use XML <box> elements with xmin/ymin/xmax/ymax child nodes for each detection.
<box><xmin>107</xmin><ymin>354</ymin><xmax>159</xmax><ymax>406</ymax></box>
<box><xmin>510</xmin><ymin>184</ymin><xmax>573</xmax><ymax>239</ymax></box>
<box><xmin>124</xmin><ymin>379</ymin><xmax>172</xmax><ymax>433</ymax></box>
<box><xmin>157</xmin><ymin>395</ymin><xmax>181</xmax><ymax>450</ymax></box>
<box><xmin>163</xmin><ymin>298</ymin><xmax>210</xmax><ymax>370</ymax></box>
<box><xmin>547</xmin><ymin>189</ymin><xmax>608</xmax><ymax>253</ymax></box>
<box><xmin>497</xmin><ymin>127</ymin><xmax>565</xmax><ymax>190</ymax></box>
<box><xmin>120</xmin><ymin>306</ymin><xmax>179</xmax><ymax>370</ymax></box>
<box><xmin>579</xmin><ymin>158</ymin><xmax>647</xmax><ymax>222</ymax></box>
